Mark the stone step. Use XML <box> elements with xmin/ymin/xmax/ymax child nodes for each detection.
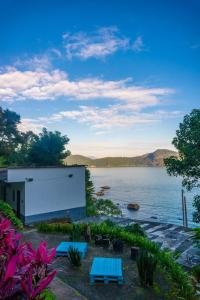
<box><xmin>146</xmin><ymin>224</ymin><xmax>166</xmax><ymax>233</ymax></box>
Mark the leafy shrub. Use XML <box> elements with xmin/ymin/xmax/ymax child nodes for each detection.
<box><xmin>192</xmin><ymin>228</ymin><xmax>200</xmax><ymax>248</ymax></box>
<box><xmin>40</xmin><ymin>289</ymin><xmax>57</xmax><ymax>300</ymax></box>
<box><xmin>137</xmin><ymin>249</ymin><xmax>158</xmax><ymax>287</ymax></box>
<box><xmin>95</xmin><ymin>199</ymin><xmax>122</xmax><ymax>216</ymax></box>
<box><xmin>124</xmin><ymin>223</ymin><xmax>146</xmax><ymax>237</ymax></box>
<box><xmin>70</xmin><ymin>224</ymin><xmax>83</xmax><ymax>241</ymax></box>
<box><xmin>191</xmin><ymin>264</ymin><xmax>200</xmax><ymax>282</ymax></box>
<box><xmin>0</xmin><ymin>200</ymin><xmax>23</xmax><ymax>229</ymax></box>
<box><xmin>67</xmin><ymin>246</ymin><xmax>82</xmax><ymax>267</ymax></box>
<box><xmin>0</xmin><ymin>216</ymin><xmax>56</xmax><ymax>300</ymax></box>
<box><xmin>85</xmin><ymin>168</ymin><xmax>98</xmax><ymax>216</ymax></box>
<box><xmin>102</xmin><ymin>219</ymin><xmax>116</xmax><ymax>227</ymax></box>
<box><xmin>38</xmin><ymin>222</ymin><xmax>73</xmax><ymax>234</ymax></box>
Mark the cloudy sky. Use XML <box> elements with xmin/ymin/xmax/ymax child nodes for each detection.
<box><xmin>0</xmin><ymin>0</ymin><xmax>199</xmax><ymax>157</ymax></box>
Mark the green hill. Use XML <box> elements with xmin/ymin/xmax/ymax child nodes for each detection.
<box><xmin>65</xmin><ymin>149</ymin><xmax>178</xmax><ymax>167</ymax></box>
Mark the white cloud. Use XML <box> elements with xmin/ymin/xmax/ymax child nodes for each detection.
<box><xmin>132</xmin><ymin>36</ymin><xmax>145</xmax><ymax>52</ymax></box>
<box><xmin>42</xmin><ymin>106</ymin><xmax>181</xmax><ymax>130</ymax></box>
<box><xmin>0</xmin><ymin>64</ymin><xmax>177</xmax><ymax>133</ymax></box>
<box><xmin>14</xmin><ymin>54</ymin><xmax>52</xmax><ymax>71</ymax></box>
<box><xmin>63</xmin><ymin>27</ymin><xmax>145</xmax><ymax>60</ymax></box>
<box><xmin>18</xmin><ymin>118</ymin><xmax>44</xmax><ymax>133</ymax></box>
<box><xmin>0</xmin><ymin>67</ymin><xmax>173</xmax><ymax>108</ymax></box>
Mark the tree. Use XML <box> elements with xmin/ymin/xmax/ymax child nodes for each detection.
<box><xmin>85</xmin><ymin>168</ymin><xmax>97</xmax><ymax>216</ymax></box>
<box><xmin>164</xmin><ymin>109</ymin><xmax>200</xmax><ymax>222</ymax></box>
<box><xmin>85</xmin><ymin>168</ymin><xmax>122</xmax><ymax>217</ymax></box>
<box><xmin>95</xmin><ymin>198</ymin><xmax>122</xmax><ymax>217</ymax></box>
<box><xmin>28</xmin><ymin>128</ymin><xmax>70</xmax><ymax>166</ymax></box>
<box><xmin>0</xmin><ymin>107</ymin><xmax>21</xmax><ymax>165</ymax></box>
<box><xmin>12</xmin><ymin>130</ymin><xmax>38</xmax><ymax>166</ymax></box>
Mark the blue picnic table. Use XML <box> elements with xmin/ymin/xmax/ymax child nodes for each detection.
<box><xmin>90</xmin><ymin>257</ymin><xmax>123</xmax><ymax>285</ymax></box>
<box><xmin>56</xmin><ymin>242</ymin><xmax>87</xmax><ymax>258</ymax></box>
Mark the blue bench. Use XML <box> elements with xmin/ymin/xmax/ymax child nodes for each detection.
<box><xmin>56</xmin><ymin>242</ymin><xmax>87</xmax><ymax>258</ymax></box>
<box><xmin>90</xmin><ymin>257</ymin><xmax>123</xmax><ymax>285</ymax></box>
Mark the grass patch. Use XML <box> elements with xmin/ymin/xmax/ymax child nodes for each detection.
<box><xmin>39</xmin><ymin>289</ymin><xmax>57</xmax><ymax>300</ymax></box>
<box><xmin>0</xmin><ymin>200</ymin><xmax>23</xmax><ymax>229</ymax></box>
<box><xmin>37</xmin><ymin>221</ymin><xmax>196</xmax><ymax>300</ymax></box>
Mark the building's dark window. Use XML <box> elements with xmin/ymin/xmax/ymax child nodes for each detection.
<box><xmin>12</xmin><ymin>190</ymin><xmax>15</xmax><ymax>202</ymax></box>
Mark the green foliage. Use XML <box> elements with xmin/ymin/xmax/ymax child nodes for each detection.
<box><xmin>137</xmin><ymin>249</ymin><xmax>158</xmax><ymax>287</ymax></box>
<box><xmin>28</xmin><ymin>128</ymin><xmax>70</xmax><ymax>166</ymax></box>
<box><xmin>124</xmin><ymin>223</ymin><xmax>146</xmax><ymax>237</ymax></box>
<box><xmin>85</xmin><ymin>169</ymin><xmax>122</xmax><ymax>217</ymax></box>
<box><xmin>192</xmin><ymin>228</ymin><xmax>200</xmax><ymax>248</ymax></box>
<box><xmin>39</xmin><ymin>289</ymin><xmax>57</xmax><ymax>300</ymax></box>
<box><xmin>70</xmin><ymin>224</ymin><xmax>82</xmax><ymax>241</ymax></box>
<box><xmin>164</xmin><ymin>109</ymin><xmax>200</xmax><ymax>222</ymax></box>
<box><xmin>193</xmin><ymin>195</ymin><xmax>200</xmax><ymax>223</ymax></box>
<box><xmin>102</xmin><ymin>219</ymin><xmax>116</xmax><ymax>227</ymax></box>
<box><xmin>191</xmin><ymin>264</ymin><xmax>200</xmax><ymax>282</ymax></box>
<box><xmin>0</xmin><ymin>106</ymin><xmax>71</xmax><ymax>166</ymax></box>
<box><xmin>14</xmin><ymin>130</ymin><xmax>38</xmax><ymax>165</ymax></box>
<box><xmin>37</xmin><ymin>222</ymin><xmax>85</xmax><ymax>235</ymax></box>
<box><xmin>67</xmin><ymin>246</ymin><xmax>82</xmax><ymax>267</ymax></box>
<box><xmin>0</xmin><ymin>200</ymin><xmax>23</xmax><ymax>229</ymax></box>
<box><xmin>95</xmin><ymin>198</ymin><xmax>122</xmax><ymax>217</ymax></box>
<box><xmin>0</xmin><ymin>156</ymin><xmax>6</xmax><ymax>167</ymax></box>
<box><xmin>0</xmin><ymin>107</ymin><xmax>21</xmax><ymax>165</ymax></box>
<box><xmin>37</xmin><ymin>222</ymin><xmax>73</xmax><ymax>234</ymax></box>
<box><xmin>85</xmin><ymin>168</ymin><xmax>97</xmax><ymax>216</ymax></box>
<box><xmin>37</xmin><ymin>221</ymin><xmax>195</xmax><ymax>299</ymax></box>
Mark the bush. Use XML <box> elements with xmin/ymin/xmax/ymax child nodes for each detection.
<box><xmin>102</xmin><ymin>219</ymin><xmax>116</xmax><ymax>227</ymax></box>
<box><xmin>40</xmin><ymin>289</ymin><xmax>57</xmax><ymax>300</ymax></box>
<box><xmin>67</xmin><ymin>246</ymin><xmax>82</xmax><ymax>267</ymax></box>
<box><xmin>85</xmin><ymin>168</ymin><xmax>98</xmax><ymax>216</ymax></box>
<box><xmin>38</xmin><ymin>222</ymin><xmax>73</xmax><ymax>234</ymax></box>
<box><xmin>95</xmin><ymin>199</ymin><xmax>122</xmax><ymax>216</ymax></box>
<box><xmin>191</xmin><ymin>264</ymin><xmax>200</xmax><ymax>282</ymax></box>
<box><xmin>70</xmin><ymin>224</ymin><xmax>82</xmax><ymax>242</ymax></box>
<box><xmin>0</xmin><ymin>216</ymin><xmax>56</xmax><ymax>300</ymax></box>
<box><xmin>0</xmin><ymin>200</ymin><xmax>23</xmax><ymax>229</ymax></box>
<box><xmin>192</xmin><ymin>228</ymin><xmax>200</xmax><ymax>248</ymax></box>
<box><xmin>137</xmin><ymin>249</ymin><xmax>157</xmax><ymax>287</ymax></box>
<box><xmin>124</xmin><ymin>223</ymin><xmax>146</xmax><ymax>237</ymax></box>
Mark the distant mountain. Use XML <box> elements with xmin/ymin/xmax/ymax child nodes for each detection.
<box><xmin>65</xmin><ymin>149</ymin><xmax>178</xmax><ymax>167</ymax></box>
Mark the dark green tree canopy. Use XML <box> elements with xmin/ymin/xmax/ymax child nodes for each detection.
<box><xmin>0</xmin><ymin>107</ymin><xmax>21</xmax><ymax>164</ymax></box>
<box><xmin>164</xmin><ymin>109</ymin><xmax>200</xmax><ymax>222</ymax></box>
<box><xmin>0</xmin><ymin>106</ymin><xmax>70</xmax><ymax>166</ymax></box>
<box><xmin>164</xmin><ymin>109</ymin><xmax>200</xmax><ymax>191</ymax></box>
<box><xmin>28</xmin><ymin>128</ymin><xmax>70</xmax><ymax>166</ymax></box>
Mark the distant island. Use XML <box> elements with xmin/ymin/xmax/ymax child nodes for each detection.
<box><xmin>65</xmin><ymin>149</ymin><xmax>178</xmax><ymax>167</ymax></box>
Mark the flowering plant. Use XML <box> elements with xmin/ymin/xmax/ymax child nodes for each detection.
<box><xmin>0</xmin><ymin>217</ymin><xmax>56</xmax><ymax>300</ymax></box>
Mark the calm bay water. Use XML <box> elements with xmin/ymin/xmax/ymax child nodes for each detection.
<box><xmin>90</xmin><ymin>167</ymin><xmax>199</xmax><ymax>228</ymax></box>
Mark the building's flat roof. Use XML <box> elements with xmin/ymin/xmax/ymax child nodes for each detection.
<box><xmin>0</xmin><ymin>165</ymin><xmax>85</xmax><ymax>170</ymax></box>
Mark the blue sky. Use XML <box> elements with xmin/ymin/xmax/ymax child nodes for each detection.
<box><xmin>0</xmin><ymin>0</ymin><xmax>199</xmax><ymax>157</ymax></box>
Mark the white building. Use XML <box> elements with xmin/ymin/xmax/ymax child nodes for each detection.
<box><xmin>0</xmin><ymin>166</ymin><xmax>86</xmax><ymax>224</ymax></box>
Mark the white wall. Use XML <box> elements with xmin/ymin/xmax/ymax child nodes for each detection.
<box><xmin>7</xmin><ymin>167</ymin><xmax>85</xmax><ymax>217</ymax></box>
